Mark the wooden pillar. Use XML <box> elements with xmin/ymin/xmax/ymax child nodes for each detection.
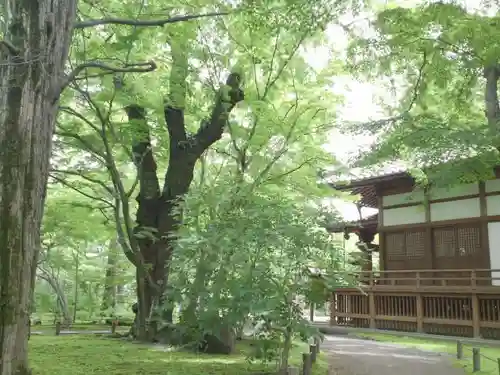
<box><xmin>472</xmin><ymin>294</ymin><xmax>480</xmax><ymax>338</ymax></box>
<box><xmin>479</xmin><ymin>182</ymin><xmax>490</xmax><ymax>286</ymax></box>
<box><xmin>415</xmin><ymin>272</ymin><xmax>423</xmax><ymax>332</ymax></box>
<box><xmin>424</xmin><ymin>188</ymin><xmax>434</xmax><ymax>285</ymax></box>
<box><xmin>471</xmin><ymin>270</ymin><xmax>481</xmax><ymax>337</ymax></box>
<box><xmin>377</xmin><ymin>188</ymin><xmax>385</xmax><ymax>272</ymax></box>
<box><xmin>330</xmin><ymin>293</ymin><xmax>337</xmax><ymax>326</ymax></box>
<box><xmin>368</xmin><ymin>291</ymin><xmax>376</xmax><ymax>329</ymax></box>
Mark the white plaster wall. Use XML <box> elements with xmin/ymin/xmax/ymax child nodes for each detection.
<box><xmin>430</xmin><ymin>198</ymin><xmax>480</xmax><ymax>222</ymax></box>
<box><xmin>488</xmin><ymin>222</ymin><xmax>500</xmax><ymax>286</ymax></box>
<box><xmin>429</xmin><ymin>183</ymin><xmax>479</xmax><ymax>200</ymax></box>
<box><xmin>382</xmin><ymin>190</ymin><xmax>425</xmax><ymax>207</ymax></box>
<box><xmin>383</xmin><ymin>205</ymin><xmax>425</xmax><ymax>226</ymax></box>
<box><xmin>487</xmin><ymin>195</ymin><xmax>500</xmax><ymax>216</ymax></box>
<box><xmin>486</xmin><ymin>179</ymin><xmax>500</xmax><ymax>193</ymax></box>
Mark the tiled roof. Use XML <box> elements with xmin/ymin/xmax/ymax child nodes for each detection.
<box><xmin>325</xmin><ymin>212</ymin><xmax>378</xmax><ymax>233</ymax></box>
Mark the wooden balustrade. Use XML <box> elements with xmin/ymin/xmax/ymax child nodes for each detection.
<box><xmin>336</xmin><ymin>268</ymin><xmax>500</xmax><ymax>289</ymax></box>
<box><xmin>330</xmin><ymin>269</ymin><xmax>500</xmax><ymax>339</ymax></box>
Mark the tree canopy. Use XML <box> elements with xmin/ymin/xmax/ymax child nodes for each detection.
<box><xmin>341</xmin><ymin>1</ymin><xmax>500</xmax><ymax>184</ymax></box>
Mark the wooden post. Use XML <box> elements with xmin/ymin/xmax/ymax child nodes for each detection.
<box><xmin>472</xmin><ymin>348</ymin><xmax>481</xmax><ymax>372</ymax></box>
<box><xmin>111</xmin><ymin>320</ymin><xmax>117</xmax><ymax>334</ymax></box>
<box><xmin>416</xmin><ymin>294</ymin><xmax>423</xmax><ymax>333</ymax></box>
<box><xmin>330</xmin><ymin>294</ymin><xmax>337</xmax><ymax>326</ymax></box>
<box><xmin>497</xmin><ymin>358</ymin><xmax>500</xmax><ymax>375</ymax></box>
<box><xmin>302</xmin><ymin>353</ymin><xmax>312</xmax><ymax>375</ymax></box>
<box><xmin>415</xmin><ymin>271</ymin><xmax>423</xmax><ymax>332</ymax></box>
<box><xmin>314</xmin><ymin>336</ymin><xmax>321</xmax><ymax>353</ymax></box>
<box><xmin>368</xmin><ymin>291</ymin><xmax>376</xmax><ymax>329</ymax></box>
<box><xmin>456</xmin><ymin>341</ymin><xmax>463</xmax><ymax>360</ymax></box>
<box><xmin>309</xmin><ymin>304</ymin><xmax>314</xmax><ymax>322</ymax></box>
<box><xmin>55</xmin><ymin>321</ymin><xmax>61</xmax><ymax>336</ymax></box>
<box><xmin>470</xmin><ymin>270</ymin><xmax>481</xmax><ymax>338</ymax></box>
<box><xmin>309</xmin><ymin>344</ymin><xmax>317</xmax><ymax>363</ymax></box>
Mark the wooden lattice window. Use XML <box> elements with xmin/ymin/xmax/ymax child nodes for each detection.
<box><xmin>433</xmin><ymin>226</ymin><xmax>481</xmax><ymax>258</ymax></box>
<box><xmin>457</xmin><ymin>227</ymin><xmax>480</xmax><ymax>256</ymax></box>
<box><xmin>405</xmin><ymin>231</ymin><xmax>425</xmax><ymax>259</ymax></box>
<box><xmin>434</xmin><ymin>227</ymin><xmax>456</xmax><ymax>258</ymax></box>
<box><xmin>386</xmin><ymin>232</ymin><xmax>405</xmax><ymax>259</ymax></box>
<box><xmin>386</xmin><ymin>230</ymin><xmax>425</xmax><ymax>260</ymax></box>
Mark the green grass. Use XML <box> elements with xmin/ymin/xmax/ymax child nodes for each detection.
<box><xmin>29</xmin><ymin>335</ymin><xmax>329</xmax><ymax>375</ymax></box>
<box><xmin>352</xmin><ymin>332</ymin><xmax>500</xmax><ymax>375</ymax></box>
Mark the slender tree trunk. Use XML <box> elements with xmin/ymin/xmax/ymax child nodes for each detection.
<box><xmin>0</xmin><ymin>1</ymin><xmax>76</xmax><ymax>374</ymax></box>
<box><xmin>101</xmin><ymin>239</ymin><xmax>119</xmax><ymax>313</ymax></box>
<box><xmin>38</xmin><ymin>271</ymin><xmax>72</xmax><ymax>325</ymax></box>
<box><xmin>72</xmin><ymin>252</ymin><xmax>79</xmax><ymax>323</ymax></box>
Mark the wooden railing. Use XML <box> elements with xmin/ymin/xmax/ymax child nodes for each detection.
<box><xmin>331</xmin><ymin>269</ymin><xmax>500</xmax><ymax>339</ymax></box>
<box><xmin>335</xmin><ymin>269</ymin><xmax>500</xmax><ymax>289</ymax></box>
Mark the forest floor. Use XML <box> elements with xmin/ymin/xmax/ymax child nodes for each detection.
<box><xmin>28</xmin><ymin>335</ymin><xmax>329</xmax><ymax>375</ymax></box>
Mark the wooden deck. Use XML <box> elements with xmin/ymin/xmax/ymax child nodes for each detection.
<box><xmin>331</xmin><ymin>269</ymin><xmax>500</xmax><ymax>339</ymax></box>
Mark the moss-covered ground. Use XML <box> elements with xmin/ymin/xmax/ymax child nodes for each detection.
<box><xmin>29</xmin><ymin>335</ymin><xmax>329</xmax><ymax>374</ymax></box>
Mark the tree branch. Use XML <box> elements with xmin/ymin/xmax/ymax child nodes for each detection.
<box><xmin>50</xmin><ymin>168</ymin><xmax>115</xmax><ymax>195</ymax></box>
<box><xmin>54</xmin><ymin>129</ymin><xmax>107</xmax><ymax>160</ymax></box>
<box><xmin>341</xmin><ymin>49</ymin><xmax>428</xmax><ymax>136</ymax></box>
<box><xmin>0</xmin><ymin>39</ymin><xmax>21</xmax><ymax>55</ymax></box>
<box><xmin>164</xmin><ymin>35</ymin><xmax>188</xmax><ymax>143</ymax></box>
<box><xmin>193</xmin><ymin>72</ymin><xmax>244</xmax><ymax>154</ymax></box>
<box><xmin>73</xmin><ymin>12</ymin><xmax>229</xmax><ymax>29</ymax></box>
<box><xmin>49</xmin><ymin>174</ymin><xmax>114</xmax><ymax>208</ymax></box>
<box><xmin>59</xmin><ymin>60</ymin><xmax>157</xmax><ymax>97</ymax></box>
<box><xmin>263</xmin><ymin>158</ymin><xmax>315</xmax><ymax>183</ymax></box>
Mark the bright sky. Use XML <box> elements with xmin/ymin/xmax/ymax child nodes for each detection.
<box><xmin>309</xmin><ymin>0</ymin><xmax>491</xmax><ymax>222</ymax></box>
<box><xmin>304</xmin><ymin>16</ymin><xmax>384</xmax><ymax>221</ymax></box>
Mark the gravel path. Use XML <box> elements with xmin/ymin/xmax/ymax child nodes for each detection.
<box><xmin>322</xmin><ymin>336</ymin><xmax>466</xmax><ymax>375</ymax></box>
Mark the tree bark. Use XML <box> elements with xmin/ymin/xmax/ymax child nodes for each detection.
<box><xmin>484</xmin><ymin>64</ymin><xmax>500</xmax><ymax>140</ymax></box>
<box><xmin>0</xmin><ymin>1</ymin><xmax>76</xmax><ymax>374</ymax></box>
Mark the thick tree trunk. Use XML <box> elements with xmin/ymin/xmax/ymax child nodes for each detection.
<box><xmin>125</xmin><ymin>72</ymin><xmax>244</xmax><ymax>342</ymax></box>
<box><xmin>0</xmin><ymin>1</ymin><xmax>76</xmax><ymax>374</ymax></box>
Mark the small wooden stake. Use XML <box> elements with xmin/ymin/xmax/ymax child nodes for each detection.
<box><xmin>472</xmin><ymin>348</ymin><xmax>481</xmax><ymax>372</ymax></box>
<box><xmin>314</xmin><ymin>336</ymin><xmax>321</xmax><ymax>353</ymax></box>
<box><xmin>310</xmin><ymin>344</ymin><xmax>317</xmax><ymax>363</ymax></box>
<box><xmin>55</xmin><ymin>321</ymin><xmax>61</xmax><ymax>336</ymax></box>
<box><xmin>302</xmin><ymin>352</ymin><xmax>312</xmax><ymax>375</ymax></box>
<box><xmin>457</xmin><ymin>341</ymin><xmax>463</xmax><ymax>360</ymax></box>
<box><xmin>111</xmin><ymin>320</ymin><xmax>117</xmax><ymax>334</ymax></box>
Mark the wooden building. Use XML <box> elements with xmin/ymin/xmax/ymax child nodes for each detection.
<box><xmin>328</xmin><ymin>168</ymin><xmax>500</xmax><ymax>339</ymax></box>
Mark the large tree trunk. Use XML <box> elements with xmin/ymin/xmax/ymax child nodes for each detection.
<box><xmin>125</xmin><ymin>71</ymin><xmax>244</xmax><ymax>341</ymax></box>
<box><xmin>0</xmin><ymin>1</ymin><xmax>76</xmax><ymax>374</ymax></box>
